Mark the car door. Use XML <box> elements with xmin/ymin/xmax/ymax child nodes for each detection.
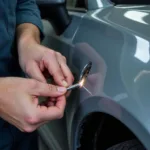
<box><xmin>37</xmin><ymin>0</ymin><xmax>150</xmax><ymax>150</ymax></box>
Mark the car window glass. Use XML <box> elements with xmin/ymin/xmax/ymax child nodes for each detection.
<box><xmin>67</xmin><ymin>0</ymin><xmax>86</xmax><ymax>9</ymax></box>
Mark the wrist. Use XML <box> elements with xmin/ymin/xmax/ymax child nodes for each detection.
<box><xmin>18</xmin><ymin>35</ymin><xmax>37</xmax><ymax>50</ymax></box>
<box><xmin>17</xmin><ymin>23</ymin><xmax>41</xmax><ymax>51</ymax></box>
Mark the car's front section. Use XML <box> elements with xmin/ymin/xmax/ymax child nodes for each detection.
<box><xmin>65</xmin><ymin>2</ymin><xmax>150</xmax><ymax>150</ymax></box>
<box><xmin>37</xmin><ymin>0</ymin><xmax>150</xmax><ymax>149</ymax></box>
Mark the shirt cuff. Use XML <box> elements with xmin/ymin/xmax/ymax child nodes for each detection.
<box><xmin>16</xmin><ymin>14</ymin><xmax>45</xmax><ymax>41</ymax></box>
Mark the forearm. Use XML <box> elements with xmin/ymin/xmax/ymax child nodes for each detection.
<box><xmin>17</xmin><ymin>23</ymin><xmax>41</xmax><ymax>50</ymax></box>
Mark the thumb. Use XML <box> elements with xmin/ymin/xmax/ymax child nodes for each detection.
<box><xmin>37</xmin><ymin>95</ymin><xmax>66</xmax><ymax>122</ymax></box>
<box><xmin>31</xmin><ymin>81</ymin><xmax>67</xmax><ymax>97</ymax></box>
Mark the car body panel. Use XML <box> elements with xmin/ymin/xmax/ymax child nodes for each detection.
<box><xmin>87</xmin><ymin>0</ymin><xmax>113</xmax><ymax>10</ymax></box>
<box><xmin>39</xmin><ymin>3</ymin><xmax>150</xmax><ymax>150</ymax></box>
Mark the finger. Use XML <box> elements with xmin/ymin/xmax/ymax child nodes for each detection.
<box><xmin>60</xmin><ymin>64</ymin><xmax>74</xmax><ymax>86</ymax></box>
<box><xmin>51</xmin><ymin>80</ymin><xmax>70</xmax><ymax>98</ymax></box>
<box><xmin>56</xmin><ymin>53</ymin><xmax>74</xmax><ymax>86</ymax></box>
<box><xmin>37</xmin><ymin>96</ymin><xmax>66</xmax><ymax>122</ymax></box>
<box><xmin>29</xmin><ymin>81</ymin><xmax>67</xmax><ymax>97</ymax></box>
<box><xmin>39</xmin><ymin>60</ymin><xmax>45</xmax><ymax>72</ymax></box>
<box><xmin>47</xmin><ymin>101</ymin><xmax>55</xmax><ymax>107</ymax></box>
<box><xmin>50</xmin><ymin>98</ymin><xmax>56</xmax><ymax>102</ymax></box>
<box><xmin>40</xmin><ymin>98</ymin><xmax>55</xmax><ymax>107</ymax></box>
<box><xmin>33</xmin><ymin>97</ymin><xmax>39</xmax><ymax>105</ymax></box>
<box><xmin>43</xmin><ymin>51</ymin><xmax>67</xmax><ymax>87</ymax></box>
<box><xmin>26</xmin><ymin>62</ymin><xmax>46</xmax><ymax>83</ymax></box>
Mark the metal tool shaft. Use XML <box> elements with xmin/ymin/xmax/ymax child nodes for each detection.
<box><xmin>67</xmin><ymin>83</ymin><xmax>80</xmax><ymax>91</ymax></box>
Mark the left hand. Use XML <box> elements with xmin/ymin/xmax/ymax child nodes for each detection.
<box><xmin>18</xmin><ymin>41</ymin><xmax>74</xmax><ymax>88</ymax></box>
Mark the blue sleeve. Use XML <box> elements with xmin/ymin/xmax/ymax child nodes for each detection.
<box><xmin>16</xmin><ymin>0</ymin><xmax>44</xmax><ymax>39</ymax></box>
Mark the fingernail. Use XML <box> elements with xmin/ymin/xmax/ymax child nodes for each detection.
<box><xmin>57</xmin><ymin>87</ymin><xmax>66</xmax><ymax>92</ymax></box>
<box><xmin>62</xmin><ymin>80</ymin><xmax>68</xmax><ymax>87</ymax></box>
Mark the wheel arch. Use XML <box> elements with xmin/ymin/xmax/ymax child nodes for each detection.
<box><xmin>72</xmin><ymin>96</ymin><xmax>150</xmax><ymax>150</ymax></box>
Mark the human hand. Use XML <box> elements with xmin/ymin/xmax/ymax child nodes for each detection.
<box><xmin>0</xmin><ymin>77</ymin><xmax>67</xmax><ymax>132</ymax></box>
<box><xmin>18</xmin><ymin>41</ymin><xmax>74</xmax><ymax>88</ymax></box>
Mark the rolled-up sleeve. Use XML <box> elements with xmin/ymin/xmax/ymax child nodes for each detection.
<box><xmin>16</xmin><ymin>0</ymin><xmax>44</xmax><ymax>39</ymax></box>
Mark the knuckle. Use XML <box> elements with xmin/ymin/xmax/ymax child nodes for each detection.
<box><xmin>48</xmin><ymin>84</ymin><xmax>53</xmax><ymax>91</ymax></box>
<box><xmin>56</xmin><ymin>52</ymin><xmax>66</xmax><ymax>62</ymax></box>
<box><xmin>57</xmin><ymin>111</ymin><xmax>64</xmax><ymax>119</ymax></box>
<box><xmin>56</xmin><ymin>52</ymin><xmax>61</xmax><ymax>56</ymax></box>
<box><xmin>25</xmin><ymin>115</ymin><xmax>38</xmax><ymax>125</ymax></box>
<box><xmin>48</xmin><ymin>84</ymin><xmax>56</xmax><ymax>92</ymax></box>
<box><xmin>23</xmin><ymin>126</ymin><xmax>35</xmax><ymax>133</ymax></box>
<box><xmin>63</xmin><ymin>56</ymin><xmax>66</xmax><ymax>62</ymax></box>
<box><xmin>49</xmin><ymin>50</ymin><xmax>56</xmax><ymax>56</ymax></box>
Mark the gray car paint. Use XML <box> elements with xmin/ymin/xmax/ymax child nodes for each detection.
<box><xmin>39</xmin><ymin>2</ymin><xmax>150</xmax><ymax>150</ymax></box>
<box><xmin>87</xmin><ymin>0</ymin><xmax>113</xmax><ymax>10</ymax></box>
<box><xmin>70</xmin><ymin>5</ymin><xmax>150</xmax><ymax>150</ymax></box>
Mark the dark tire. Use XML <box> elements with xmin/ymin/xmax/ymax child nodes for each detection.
<box><xmin>106</xmin><ymin>139</ymin><xmax>146</xmax><ymax>150</ymax></box>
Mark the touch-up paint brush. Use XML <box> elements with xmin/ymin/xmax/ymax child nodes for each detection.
<box><xmin>67</xmin><ymin>78</ymin><xmax>85</xmax><ymax>91</ymax></box>
<box><xmin>67</xmin><ymin>61</ymin><xmax>92</xmax><ymax>91</ymax></box>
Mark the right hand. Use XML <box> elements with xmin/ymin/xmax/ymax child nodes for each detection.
<box><xmin>0</xmin><ymin>77</ymin><xmax>67</xmax><ymax>132</ymax></box>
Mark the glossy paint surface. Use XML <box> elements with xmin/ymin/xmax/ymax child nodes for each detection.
<box><xmin>64</xmin><ymin>5</ymin><xmax>150</xmax><ymax>150</ymax></box>
<box><xmin>87</xmin><ymin>0</ymin><xmax>113</xmax><ymax>10</ymax></box>
<box><xmin>40</xmin><ymin>4</ymin><xmax>150</xmax><ymax>150</ymax></box>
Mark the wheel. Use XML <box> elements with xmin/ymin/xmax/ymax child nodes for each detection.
<box><xmin>106</xmin><ymin>139</ymin><xmax>145</xmax><ymax>150</ymax></box>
